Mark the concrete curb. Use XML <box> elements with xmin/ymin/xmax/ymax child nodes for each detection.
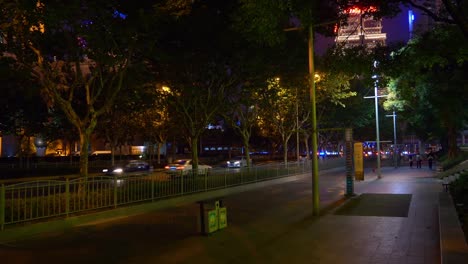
<box><xmin>438</xmin><ymin>192</ymin><xmax>468</xmax><ymax>263</ymax></box>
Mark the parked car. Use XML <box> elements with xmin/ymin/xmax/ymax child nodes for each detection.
<box><xmin>226</xmin><ymin>156</ymin><xmax>251</xmax><ymax>168</ymax></box>
<box><xmin>102</xmin><ymin>160</ymin><xmax>151</xmax><ymax>176</ymax></box>
<box><xmin>164</xmin><ymin>159</ymin><xmax>212</xmax><ymax>175</ymax></box>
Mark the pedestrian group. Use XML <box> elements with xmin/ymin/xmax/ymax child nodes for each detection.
<box><xmin>408</xmin><ymin>151</ymin><xmax>435</xmax><ymax>170</ymax></box>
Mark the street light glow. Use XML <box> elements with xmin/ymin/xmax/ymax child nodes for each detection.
<box><xmin>162</xmin><ymin>86</ymin><xmax>171</xmax><ymax>93</ymax></box>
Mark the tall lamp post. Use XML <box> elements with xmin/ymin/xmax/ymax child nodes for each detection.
<box><xmin>296</xmin><ymin>87</ymin><xmax>300</xmax><ymax>162</ymax></box>
<box><xmin>386</xmin><ymin>110</ymin><xmax>397</xmax><ymax>168</ymax></box>
<box><xmin>285</xmin><ymin>22</ymin><xmax>334</xmax><ymax>216</ymax></box>
<box><xmin>374</xmin><ymin>76</ymin><xmax>381</xmax><ymax>178</ymax></box>
<box><xmin>364</xmin><ymin>61</ymin><xmax>387</xmax><ymax>179</ymax></box>
<box><xmin>308</xmin><ymin>25</ymin><xmax>320</xmax><ymax>216</ymax></box>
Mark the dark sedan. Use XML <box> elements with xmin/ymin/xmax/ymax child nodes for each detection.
<box><xmin>102</xmin><ymin>160</ymin><xmax>152</xmax><ymax>176</ymax></box>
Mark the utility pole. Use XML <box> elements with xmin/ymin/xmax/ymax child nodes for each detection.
<box><xmin>386</xmin><ymin>110</ymin><xmax>397</xmax><ymax>168</ymax></box>
<box><xmin>308</xmin><ymin>25</ymin><xmax>320</xmax><ymax>216</ymax></box>
<box><xmin>285</xmin><ymin>21</ymin><xmax>335</xmax><ymax>216</ymax></box>
<box><xmin>296</xmin><ymin>87</ymin><xmax>300</xmax><ymax>162</ymax></box>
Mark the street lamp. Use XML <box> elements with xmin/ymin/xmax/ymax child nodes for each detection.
<box><xmin>285</xmin><ymin>22</ymin><xmax>334</xmax><ymax>216</ymax></box>
<box><xmin>308</xmin><ymin>25</ymin><xmax>319</xmax><ymax>216</ymax></box>
<box><xmin>364</xmin><ymin>61</ymin><xmax>387</xmax><ymax>179</ymax></box>
<box><xmin>386</xmin><ymin>110</ymin><xmax>397</xmax><ymax>168</ymax></box>
<box><xmin>296</xmin><ymin>87</ymin><xmax>300</xmax><ymax>162</ymax></box>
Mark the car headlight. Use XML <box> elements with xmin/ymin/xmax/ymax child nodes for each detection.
<box><xmin>103</xmin><ymin>169</ymin><xmax>109</xmax><ymax>173</ymax></box>
<box><xmin>113</xmin><ymin>168</ymin><xmax>124</xmax><ymax>173</ymax></box>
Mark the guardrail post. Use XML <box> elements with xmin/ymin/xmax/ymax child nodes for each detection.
<box><xmin>113</xmin><ymin>175</ymin><xmax>118</xmax><ymax>208</ymax></box>
<box><xmin>181</xmin><ymin>172</ymin><xmax>184</xmax><ymax>194</ymax></box>
<box><xmin>0</xmin><ymin>184</ymin><xmax>5</xmax><ymax>231</ymax></box>
<box><xmin>204</xmin><ymin>169</ymin><xmax>208</xmax><ymax>191</ymax></box>
<box><xmin>65</xmin><ymin>178</ymin><xmax>70</xmax><ymax>217</ymax></box>
<box><xmin>151</xmin><ymin>174</ymin><xmax>155</xmax><ymax>201</ymax></box>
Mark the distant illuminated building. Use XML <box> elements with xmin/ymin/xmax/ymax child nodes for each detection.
<box><xmin>335</xmin><ymin>6</ymin><xmax>386</xmax><ymax>48</ymax></box>
<box><xmin>407</xmin><ymin>0</ymin><xmax>442</xmax><ymax>41</ymax></box>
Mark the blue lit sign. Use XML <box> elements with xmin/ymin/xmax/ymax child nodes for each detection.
<box><xmin>113</xmin><ymin>10</ymin><xmax>127</xmax><ymax>20</ymax></box>
<box><xmin>408</xmin><ymin>10</ymin><xmax>414</xmax><ymax>40</ymax></box>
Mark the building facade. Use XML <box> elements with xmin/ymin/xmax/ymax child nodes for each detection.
<box><xmin>335</xmin><ymin>6</ymin><xmax>387</xmax><ymax>48</ymax></box>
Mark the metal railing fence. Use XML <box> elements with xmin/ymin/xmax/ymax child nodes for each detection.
<box><xmin>0</xmin><ymin>158</ymin><xmax>344</xmax><ymax>230</ymax></box>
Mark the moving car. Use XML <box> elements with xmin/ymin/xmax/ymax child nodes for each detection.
<box><xmin>226</xmin><ymin>156</ymin><xmax>251</xmax><ymax>168</ymax></box>
<box><xmin>164</xmin><ymin>159</ymin><xmax>212</xmax><ymax>175</ymax></box>
<box><xmin>102</xmin><ymin>160</ymin><xmax>151</xmax><ymax>176</ymax></box>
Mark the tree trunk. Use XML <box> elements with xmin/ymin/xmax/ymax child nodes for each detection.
<box><xmin>242</xmin><ymin>137</ymin><xmax>252</xmax><ymax>167</ymax></box>
<box><xmin>191</xmin><ymin>136</ymin><xmax>199</xmax><ymax>170</ymax></box>
<box><xmin>79</xmin><ymin>131</ymin><xmax>91</xmax><ymax>179</ymax></box>
<box><xmin>110</xmin><ymin>143</ymin><xmax>115</xmax><ymax>166</ymax></box>
<box><xmin>283</xmin><ymin>138</ymin><xmax>289</xmax><ymax>165</ymax></box>
<box><xmin>26</xmin><ymin>136</ymin><xmax>31</xmax><ymax>169</ymax></box>
<box><xmin>17</xmin><ymin>134</ymin><xmax>24</xmax><ymax>169</ymax></box>
<box><xmin>269</xmin><ymin>142</ymin><xmax>274</xmax><ymax>160</ymax></box>
<box><xmin>157</xmin><ymin>142</ymin><xmax>162</xmax><ymax>164</ymax></box>
<box><xmin>69</xmin><ymin>141</ymin><xmax>73</xmax><ymax>164</ymax></box>
<box><xmin>303</xmin><ymin>134</ymin><xmax>310</xmax><ymax>160</ymax></box>
<box><xmin>148</xmin><ymin>143</ymin><xmax>153</xmax><ymax>165</ymax></box>
<box><xmin>447</xmin><ymin>125</ymin><xmax>458</xmax><ymax>158</ymax></box>
<box><xmin>171</xmin><ymin>137</ymin><xmax>176</xmax><ymax>162</ymax></box>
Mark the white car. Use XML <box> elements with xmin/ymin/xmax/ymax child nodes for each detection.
<box><xmin>165</xmin><ymin>159</ymin><xmax>212</xmax><ymax>175</ymax></box>
<box><xmin>226</xmin><ymin>156</ymin><xmax>251</xmax><ymax>168</ymax></box>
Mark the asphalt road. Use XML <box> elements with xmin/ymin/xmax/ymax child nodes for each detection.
<box><xmin>0</xmin><ymin>166</ymin><xmax>361</xmax><ymax>264</ymax></box>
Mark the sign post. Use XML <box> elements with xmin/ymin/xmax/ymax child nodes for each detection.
<box><xmin>354</xmin><ymin>142</ymin><xmax>364</xmax><ymax>181</ymax></box>
<box><xmin>345</xmin><ymin>129</ymin><xmax>354</xmax><ymax>196</ymax></box>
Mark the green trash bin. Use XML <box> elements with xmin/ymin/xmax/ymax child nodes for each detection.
<box><xmin>206</xmin><ymin>207</ymin><xmax>219</xmax><ymax>233</ymax></box>
<box><xmin>201</xmin><ymin>200</ymin><xmax>228</xmax><ymax>234</ymax></box>
<box><xmin>218</xmin><ymin>207</ymin><xmax>227</xmax><ymax>229</ymax></box>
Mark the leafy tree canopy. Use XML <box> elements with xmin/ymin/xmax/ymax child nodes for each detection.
<box><xmin>385</xmin><ymin>25</ymin><xmax>468</xmax><ymax>156</ymax></box>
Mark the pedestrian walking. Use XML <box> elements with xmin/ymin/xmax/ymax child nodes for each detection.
<box><xmin>416</xmin><ymin>152</ymin><xmax>422</xmax><ymax>168</ymax></box>
<box><xmin>427</xmin><ymin>151</ymin><xmax>434</xmax><ymax>170</ymax></box>
<box><xmin>408</xmin><ymin>154</ymin><xmax>413</xmax><ymax>168</ymax></box>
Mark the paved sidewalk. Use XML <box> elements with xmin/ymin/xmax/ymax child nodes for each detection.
<box><xmin>143</xmin><ymin>166</ymin><xmax>441</xmax><ymax>264</ymax></box>
<box><xmin>0</xmin><ymin>166</ymin><xmax>441</xmax><ymax>264</ymax></box>
<box><xmin>236</xmin><ymin>167</ymin><xmax>441</xmax><ymax>264</ymax></box>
